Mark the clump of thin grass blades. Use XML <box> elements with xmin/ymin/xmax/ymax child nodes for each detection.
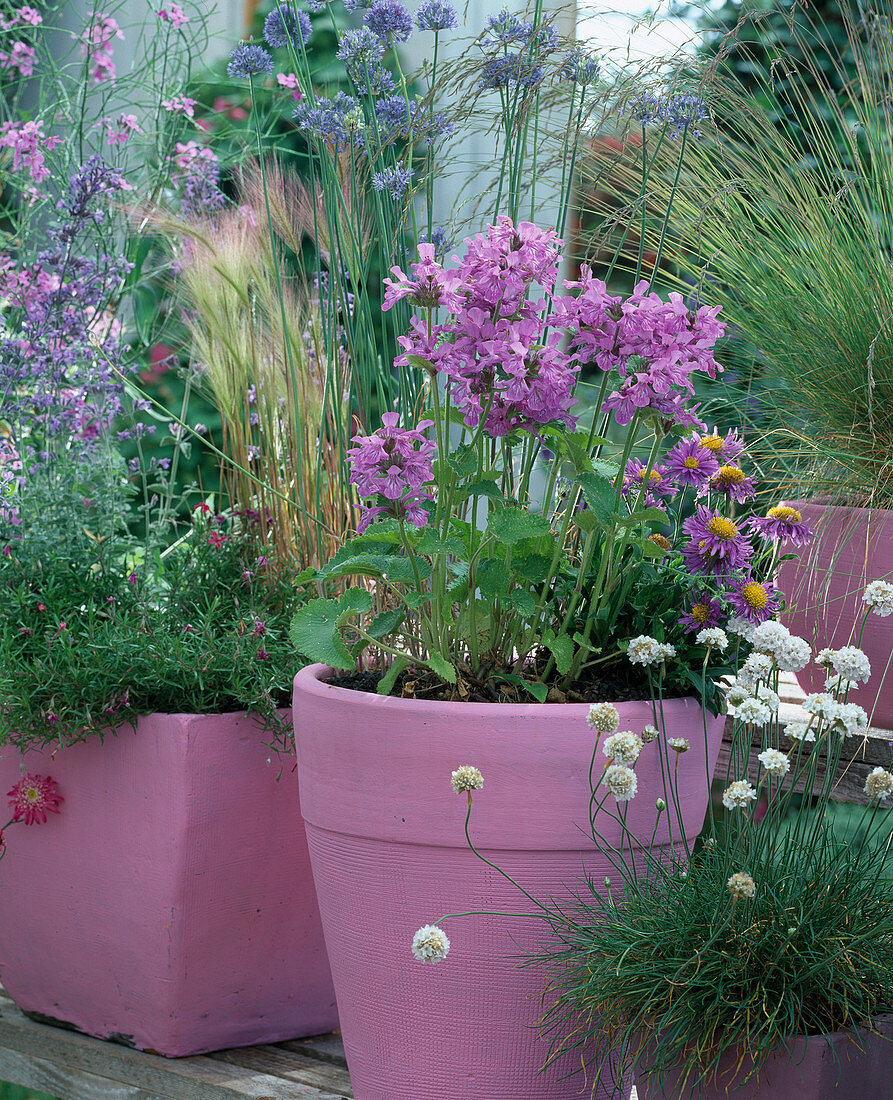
<box><xmin>536</xmin><ymin>828</ymin><xmax>893</xmax><ymax>1096</ymax></box>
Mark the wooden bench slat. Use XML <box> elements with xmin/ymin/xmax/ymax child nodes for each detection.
<box><xmin>208</xmin><ymin>1049</ymin><xmax>352</xmax><ymax>1097</ymax></box>
<box><xmin>0</xmin><ymin>1047</ymin><xmax>161</xmax><ymax>1100</ymax></box>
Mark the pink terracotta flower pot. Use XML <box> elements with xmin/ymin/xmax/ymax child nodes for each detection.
<box><xmin>0</xmin><ymin>710</ymin><xmax>337</xmax><ymax>1056</ymax></box>
<box><xmin>776</xmin><ymin>502</ymin><xmax>893</xmax><ymax>727</ymax></box>
<box><xmin>293</xmin><ymin>664</ymin><xmax>726</xmax><ymax>1100</ymax></box>
<box><xmin>635</xmin><ymin>1014</ymin><xmax>893</xmax><ymax>1099</ymax></box>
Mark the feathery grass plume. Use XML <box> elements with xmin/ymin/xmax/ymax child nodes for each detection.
<box><xmin>152</xmin><ymin>168</ymin><xmax>356</xmax><ymax>570</ymax></box>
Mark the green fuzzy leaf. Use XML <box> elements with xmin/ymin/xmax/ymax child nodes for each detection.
<box><xmin>324</xmin><ymin>553</ymin><xmax>431</xmax><ymax>584</ymax></box>
<box><xmin>512</xmin><ymin>552</ymin><xmax>554</xmax><ymax>585</ymax></box>
<box><xmin>377</xmin><ymin>655</ymin><xmax>410</xmax><ymax>695</ymax></box>
<box><xmin>416</xmin><ymin>529</ymin><xmax>466</xmax><ymax>557</ymax></box>
<box><xmin>576</xmin><ymin>472</ymin><xmax>616</xmax><ymax>524</ymax></box>
<box><xmin>406</xmin><ymin>354</ymin><xmax>435</xmax><ymax>373</ymax></box>
<box><xmin>640</xmin><ymin>538</ymin><xmax>668</xmax><ymax>558</ymax></box>
<box><xmin>487</xmin><ymin>506</ymin><xmax>552</xmax><ymax>546</ymax></box>
<box><xmin>290</xmin><ymin>598</ymin><xmax>356</xmax><ymax>670</ymax></box>
<box><xmin>478</xmin><ymin>558</ymin><xmax>511</xmax><ymax>599</ymax></box>
<box><xmin>368</xmin><ymin>608</ymin><xmax>403</xmax><ymax>638</ymax></box>
<box><xmin>426</xmin><ymin>652</ymin><xmax>457</xmax><ymax>683</ymax></box>
<box><xmin>507</xmin><ymin>589</ymin><xmax>537</xmax><ymax>616</ymax></box>
<box><xmin>447</xmin><ymin>443</ymin><xmax>478</xmax><ymax>477</ymax></box>
<box><xmin>544</xmin><ymin>630</ymin><xmax>574</xmax><ymax>675</ymax></box>
<box><xmin>591</xmin><ymin>459</ymin><xmax>620</xmax><ymax>480</ymax></box>
<box><xmin>573</xmin><ymin>511</ymin><xmax>599</xmax><ymax>534</ymax></box>
<box><xmin>457</xmin><ymin>480</ymin><xmax>505</xmax><ymax>501</ymax></box>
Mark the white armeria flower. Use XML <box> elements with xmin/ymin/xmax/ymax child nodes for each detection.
<box><xmin>723</xmin><ymin>779</ymin><xmax>757</xmax><ymax>810</ymax></box>
<box><xmin>668</xmin><ymin>737</ymin><xmax>689</xmax><ymax>754</ymax></box>
<box><xmin>602</xmin><ymin>764</ymin><xmax>638</xmax><ymax>801</ymax></box>
<box><xmin>785</xmin><ymin>721</ymin><xmax>816</xmax><ymax>743</ymax></box>
<box><xmin>751</xmin><ymin>620</ymin><xmax>790</xmax><ymax>654</ymax></box>
<box><xmin>803</xmin><ymin>692</ymin><xmax>838</xmax><ymax>721</ymax></box>
<box><xmin>696</xmin><ymin>627</ymin><xmax>729</xmax><ymax>650</ymax></box>
<box><xmin>657</xmin><ymin>642</ymin><xmax>677</xmax><ymax>661</ymax></box>
<box><xmin>725</xmin><ymin>681</ymin><xmax>753</xmax><ymax>707</ymax></box>
<box><xmin>412</xmin><ymin>925</ymin><xmax>450</xmax><ymax>964</ymax></box>
<box><xmin>735</xmin><ymin>697</ymin><xmax>773</xmax><ymax>726</ymax></box>
<box><xmin>754</xmin><ymin>683</ymin><xmax>780</xmax><ymax>713</ymax></box>
<box><xmin>603</xmin><ymin>731</ymin><xmax>643</xmax><ymax>767</ymax></box>
<box><xmin>758</xmin><ymin>748</ymin><xmax>790</xmax><ymax>777</ymax></box>
<box><xmin>640</xmin><ymin>724</ymin><xmax>659</xmax><ymax>744</ymax></box>
<box><xmin>774</xmin><ymin>634</ymin><xmax>812</xmax><ymax>673</ymax></box>
<box><xmin>830</xmin><ymin>646</ymin><xmax>871</xmax><ymax>684</ymax></box>
<box><xmin>450</xmin><ymin>766</ymin><xmax>484</xmax><ymax>794</ymax></box>
<box><xmin>864</xmin><ymin>580</ymin><xmax>893</xmax><ymax>618</ymax></box>
<box><xmin>865</xmin><ymin>767</ymin><xmax>893</xmax><ymax>800</ymax></box>
<box><xmin>726</xmin><ymin>615</ymin><xmax>757</xmax><ymax>642</ymax></box>
<box><xmin>828</xmin><ymin>702</ymin><xmax>869</xmax><ymax>737</ymax></box>
<box><xmin>815</xmin><ymin>648</ymin><xmax>836</xmax><ymax>669</ymax></box>
<box><xmin>740</xmin><ymin>652</ymin><xmax>776</xmax><ymax>683</ymax></box>
<box><xmin>588</xmin><ymin>702</ymin><xmax>620</xmax><ymax>734</ymax></box>
<box><xmin>727</xmin><ymin>871</ymin><xmax>756</xmax><ymax>900</ymax></box>
<box><xmin>626</xmin><ymin>635</ymin><xmax>664</xmax><ymax>666</ymax></box>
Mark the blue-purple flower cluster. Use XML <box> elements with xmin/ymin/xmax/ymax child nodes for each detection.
<box><xmin>630</xmin><ymin>91</ymin><xmax>709</xmax><ymax>138</ymax></box>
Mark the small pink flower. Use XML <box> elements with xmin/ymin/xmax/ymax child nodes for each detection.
<box><xmin>276</xmin><ymin>72</ymin><xmax>302</xmax><ymax>101</ymax></box>
<box><xmin>255</xmin><ymin>646</ymin><xmax>270</xmax><ymax>661</ymax></box>
<box><xmin>253</xmin><ymin>620</ymin><xmax>267</xmax><ymax>636</ymax></box>
<box><xmin>162</xmin><ymin>95</ymin><xmax>199</xmax><ymax>118</ymax></box>
<box><xmin>7</xmin><ymin>774</ymin><xmax>63</xmax><ymax>825</ymax></box>
<box><xmin>157</xmin><ymin>3</ymin><xmax>190</xmax><ymax>29</ymax></box>
<box><xmin>207</xmin><ymin>531</ymin><xmax>227</xmax><ymax>549</ymax></box>
<box><xmin>0</xmin><ymin>41</ymin><xmax>36</xmax><ymax>78</ymax></box>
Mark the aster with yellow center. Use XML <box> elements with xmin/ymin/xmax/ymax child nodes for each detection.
<box><xmin>751</xmin><ymin>503</ymin><xmax>815</xmax><ymax>547</ymax></box>
<box><xmin>679</xmin><ymin>592</ymin><xmax>723</xmax><ymax>633</ymax></box>
<box><xmin>6</xmin><ymin>773</ymin><xmax>63</xmax><ymax>826</ymax></box>
<box><xmin>710</xmin><ymin>463</ymin><xmax>756</xmax><ymax>504</ymax></box>
<box><xmin>666</xmin><ymin>437</ymin><xmax>719</xmax><ymax>488</ymax></box>
<box><xmin>696</xmin><ymin>427</ymin><xmax>744</xmax><ymax>463</ymax></box>
<box><xmin>727</xmin><ymin>576</ymin><xmax>781</xmax><ymax>624</ymax></box>
<box><xmin>682</xmin><ymin>504</ymin><xmax>753</xmax><ymax>575</ymax></box>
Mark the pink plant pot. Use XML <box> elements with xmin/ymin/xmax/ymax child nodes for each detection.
<box><xmin>635</xmin><ymin>1014</ymin><xmax>893</xmax><ymax>1098</ymax></box>
<box><xmin>0</xmin><ymin>710</ymin><xmax>338</xmax><ymax>1056</ymax></box>
<box><xmin>776</xmin><ymin>502</ymin><xmax>893</xmax><ymax>727</ymax></box>
<box><xmin>293</xmin><ymin>664</ymin><xmax>725</xmax><ymax>1100</ymax></box>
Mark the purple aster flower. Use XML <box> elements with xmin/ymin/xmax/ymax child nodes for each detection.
<box><xmin>726</xmin><ymin>577</ymin><xmax>781</xmax><ymax>624</ymax></box>
<box><xmin>372</xmin><ymin>165</ymin><xmax>414</xmax><ymax>199</ymax></box>
<box><xmin>558</xmin><ymin>47</ymin><xmax>600</xmax><ymax>85</ymax></box>
<box><xmin>682</xmin><ymin>505</ymin><xmax>753</xmax><ymax>576</ymax></box>
<box><xmin>750</xmin><ymin>505</ymin><xmax>815</xmax><ymax>548</ymax></box>
<box><xmin>364</xmin><ymin>0</ymin><xmax>412</xmax><ymax>43</ymax></box>
<box><xmin>264</xmin><ymin>5</ymin><xmax>313</xmax><ymax>49</ymax></box>
<box><xmin>416</xmin><ymin>0</ymin><xmax>458</xmax><ymax>31</ymax></box>
<box><xmin>664</xmin><ymin>437</ymin><xmax>719</xmax><ymax>489</ymax></box>
<box><xmin>679</xmin><ymin>593</ymin><xmax>724</xmax><ymax>633</ymax></box>
<box><xmin>227</xmin><ymin>41</ymin><xmax>274</xmax><ymax>78</ymax></box>
<box><xmin>621</xmin><ymin>459</ymin><xmax>677</xmax><ymax>507</ymax></box>
<box><xmin>696</xmin><ymin>427</ymin><xmax>744</xmax><ymax>463</ymax></box>
<box><xmin>708</xmin><ymin>464</ymin><xmax>756</xmax><ymax>504</ymax></box>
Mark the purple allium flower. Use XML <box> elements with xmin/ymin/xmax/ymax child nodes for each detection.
<box><xmin>264</xmin><ymin>5</ymin><xmax>312</xmax><ymax>49</ymax></box>
<box><xmin>227</xmin><ymin>41</ymin><xmax>274</xmax><ymax>79</ymax></box>
<box><xmin>558</xmin><ymin>47</ymin><xmax>600</xmax><ymax>85</ymax></box>
<box><xmin>750</xmin><ymin>505</ymin><xmax>815</xmax><ymax>548</ymax></box>
<box><xmin>621</xmin><ymin>459</ymin><xmax>677</xmax><ymax>508</ymax></box>
<box><xmin>364</xmin><ymin>0</ymin><xmax>412</xmax><ymax>43</ymax></box>
<box><xmin>679</xmin><ymin>593</ymin><xmax>724</xmax><ymax>633</ymax></box>
<box><xmin>383</xmin><ymin>243</ymin><xmax>464</xmax><ymax>312</ymax></box>
<box><xmin>709</xmin><ymin>464</ymin><xmax>756</xmax><ymax>504</ymax></box>
<box><xmin>630</xmin><ymin>92</ymin><xmax>663</xmax><ymax>125</ymax></box>
<box><xmin>682</xmin><ymin>505</ymin><xmax>753</xmax><ymax>576</ymax></box>
<box><xmin>664</xmin><ymin>437</ymin><xmax>720</xmax><ymax>489</ymax></box>
<box><xmin>484</xmin><ymin>10</ymin><xmax>532</xmax><ymax>44</ymax></box>
<box><xmin>416</xmin><ymin>0</ymin><xmax>458</xmax><ymax>31</ymax></box>
<box><xmin>663</xmin><ymin>93</ymin><xmax>708</xmax><ymax>139</ymax></box>
<box><xmin>336</xmin><ymin>26</ymin><xmax>384</xmax><ymax>79</ymax></box>
<box><xmin>479</xmin><ymin>53</ymin><xmax>544</xmax><ymax>90</ymax></box>
<box><xmin>294</xmin><ymin>92</ymin><xmax>361</xmax><ymax>149</ymax></box>
<box><xmin>372</xmin><ymin>165</ymin><xmax>414</xmax><ymax>199</ymax></box>
<box><xmin>726</xmin><ymin>577</ymin><xmax>781</xmax><ymax>624</ymax></box>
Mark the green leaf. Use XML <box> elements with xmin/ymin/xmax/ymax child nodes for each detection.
<box><xmin>457</xmin><ymin>480</ymin><xmax>505</xmax><ymax>501</ymax></box>
<box><xmin>576</xmin><ymin>472</ymin><xmax>616</xmax><ymax>524</ymax></box>
<box><xmin>324</xmin><ymin>553</ymin><xmax>431</xmax><ymax>584</ymax></box>
<box><xmin>416</xmin><ymin>529</ymin><xmax>466</xmax><ymax>557</ymax></box>
<box><xmin>478</xmin><ymin>558</ymin><xmax>511</xmax><ymax>599</ymax></box>
<box><xmin>591</xmin><ymin>459</ymin><xmax>620</xmax><ymax>480</ymax></box>
<box><xmin>494</xmin><ymin>672</ymin><xmax>548</xmax><ymax>702</ymax></box>
<box><xmin>368</xmin><ymin>609</ymin><xmax>403</xmax><ymax>638</ymax></box>
<box><xmin>640</xmin><ymin>538</ymin><xmax>668</xmax><ymax>558</ymax></box>
<box><xmin>406</xmin><ymin>354</ymin><xmax>434</xmax><ymax>373</ymax></box>
<box><xmin>573</xmin><ymin>511</ymin><xmax>599</xmax><ymax>534</ymax></box>
<box><xmin>447</xmin><ymin>443</ymin><xmax>478</xmax><ymax>477</ymax></box>
<box><xmin>290</xmin><ymin>597</ymin><xmax>358</xmax><ymax>670</ymax></box>
<box><xmin>378</xmin><ymin>655</ymin><xmax>410</xmax><ymax>695</ymax></box>
<box><xmin>507</xmin><ymin>589</ymin><xmax>537</xmax><ymax>616</ymax></box>
<box><xmin>544</xmin><ymin>630</ymin><xmax>574</xmax><ymax>675</ymax></box>
<box><xmin>426</xmin><ymin>652</ymin><xmax>457</xmax><ymax>683</ymax></box>
<box><xmin>487</xmin><ymin>506</ymin><xmax>552</xmax><ymax>546</ymax></box>
<box><xmin>512</xmin><ymin>553</ymin><xmax>555</xmax><ymax>585</ymax></box>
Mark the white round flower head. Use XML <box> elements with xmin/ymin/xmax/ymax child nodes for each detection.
<box><xmin>602</xmin><ymin>764</ymin><xmax>638</xmax><ymax>802</ymax></box>
<box><xmin>603</xmin><ymin>731</ymin><xmax>643</xmax><ymax>767</ymax></box>
<box><xmin>412</xmin><ymin>925</ymin><xmax>450</xmax><ymax>964</ymax></box>
<box><xmin>725</xmin><ymin>681</ymin><xmax>753</xmax><ymax>707</ymax></box>
<box><xmin>726</xmin><ymin>615</ymin><xmax>757</xmax><ymax>642</ymax></box>
<box><xmin>828</xmin><ymin>701</ymin><xmax>869</xmax><ymax>737</ymax></box>
<box><xmin>735</xmin><ymin>696</ymin><xmax>772</xmax><ymax>727</ymax></box>
<box><xmin>741</xmin><ymin>652</ymin><xmax>776</xmax><ymax>683</ymax></box>
<box><xmin>865</xmin><ymin>767</ymin><xmax>893</xmax><ymax>801</ymax></box>
<box><xmin>816</xmin><ymin>648</ymin><xmax>836</xmax><ymax>669</ymax></box>
<box><xmin>723</xmin><ymin>779</ymin><xmax>757</xmax><ymax>810</ymax></box>
<box><xmin>826</xmin><ymin>674</ymin><xmax>859</xmax><ymax>696</ymax></box>
<box><xmin>785</xmin><ymin>721</ymin><xmax>816</xmax><ymax>744</ymax></box>
<box><xmin>588</xmin><ymin>702</ymin><xmax>620</xmax><ymax>734</ymax></box>
<box><xmin>754</xmin><ymin>683</ymin><xmax>780</xmax><ymax>713</ymax></box>
<box><xmin>696</xmin><ymin>627</ymin><xmax>729</xmax><ymax>650</ymax></box>
<box><xmin>728</xmin><ymin>871</ymin><xmax>756</xmax><ymax>900</ymax></box>
<box><xmin>626</xmin><ymin>635</ymin><xmax>663</xmax><ymax>666</ymax></box>
<box><xmin>774</xmin><ymin>634</ymin><xmax>812</xmax><ymax>673</ymax></box>
<box><xmin>830</xmin><ymin>646</ymin><xmax>871</xmax><ymax>684</ymax></box>
<box><xmin>668</xmin><ymin>737</ymin><xmax>690</xmax><ymax>753</ymax></box>
<box><xmin>751</xmin><ymin>620</ymin><xmax>790</xmax><ymax>654</ymax></box>
<box><xmin>451</xmin><ymin>765</ymin><xmax>484</xmax><ymax>794</ymax></box>
<box><xmin>757</xmin><ymin>748</ymin><xmax>790</xmax><ymax>777</ymax></box>
<box><xmin>657</xmin><ymin>642</ymin><xmax>677</xmax><ymax>661</ymax></box>
<box><xmin>640</xmin><ymin>723</ymin><xmax>659</xmax><ymax>744</ymax></box>
<box><xmin>803</xmin><ymin>692</ymin><xmax>837</xmax><ymax>720</ymax></box>
<box><xmin>864</xmin><ymin>580</ymin><xmax>893</xmax><ymax>618</ymax></box>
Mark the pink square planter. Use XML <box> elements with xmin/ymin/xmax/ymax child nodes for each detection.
<box><xmin>0</xmin><ymin>710</ymin><xmax>338</xmax><ymax>1056</ymax></box>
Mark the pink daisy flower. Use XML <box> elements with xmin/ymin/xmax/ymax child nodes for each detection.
<box><xmin>7</xmin><ymin>774</ymin><xmax>63</xmax><ymax>825</ymax></box>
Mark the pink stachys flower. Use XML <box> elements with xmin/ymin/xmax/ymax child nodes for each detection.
<box><xmin>664</xmin><ymin>437</ymin><xmax>719</xmax><ymax>489</ymax></box>
<box><xmin>383</xmin><ymin>243</ymin><xmax>465</xmax><ymax>313</ymax></box>
<box><xmin>682</xmin><ymin>505</ymin><xmax>753</xmax><ymax>576</ymax></box>
<box><xmin>348</xmin><ymin>412</ymin><xmax>436</xmax><ymax>532</ymax></box>
<box><xmin>80</xmin><ymin>14</ymin><xmax>123</xmax><ymax>84</ymax></box>
<box><xmin>726</xmin><ymin>576</ymin><xmax>781</xmax><ymax>624</ymax></box>
<box><xmin>157</xmin><ymin>3</ymin><xmax>190</xmax><ymax>28</ymax></box>
<box><xmin>621</xmin><ymin>459</ymin><xmax>677</xmax><ymax>509</ymax></box>
<box><xmin>458</xmin><ymin>217</ymin><xmax>562</xmax><ymax>312</ymax></box>
<box><xmin>0</xmin><ymin>121</ymin><xmax>63</xmax><ymax>184</ymax></box>
<box><xmin>7</xmin><ymin>774</ymin><xmax>63</xmax><ymax>825</ymax></box>
<box><xmin>679</xmin><ymin>592</ymin><xmax>724</xmax><ymax>633</ymax></box>
<box><xmin>750</xmin><ymin>505</ymin><xmax>815</xmax><ymax>548</ymax></box>
<box><xmin>709</xmin><ymin>464</ymin><xmax>756</xmax><ymax>504</ymax></box>
<box><xmin>0</xmin><ymin>41</ymin><xmax>36</xmax><ymax>77</ymax></box>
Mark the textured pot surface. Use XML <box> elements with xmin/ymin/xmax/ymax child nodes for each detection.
<box><xmin>635</xmin><ymin>1014</ymin><xmax>893</xmax><ymax>1099</ymax></box>
<box><xmin>293</xmin><ymin>664</ymin><xmax>725</xmax><ymax>1100</ymax></box>
<box><xmin>0</xmin><ymin>710</ymin><xmax>337</xmax><ymax>1056</ymax></box>
<box><xmin>777</xmin><ymin>502</ymin><xmax>893</xmax><ymax>727</ymax></box>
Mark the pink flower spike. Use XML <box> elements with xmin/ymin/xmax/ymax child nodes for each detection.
<box><xmin>157</xmin><ymin>3</ymin><xmax>190</xmax><ymax>28</ymax></box>
<box><xmin>383</xmin><ymin>243</ymin><xmax>464</xmax><ymax>313</ymax></box>
<box><xmin>7</xmin><ymin>774</ymin><xmax>63</xmax><ymax>826</ymax></box>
